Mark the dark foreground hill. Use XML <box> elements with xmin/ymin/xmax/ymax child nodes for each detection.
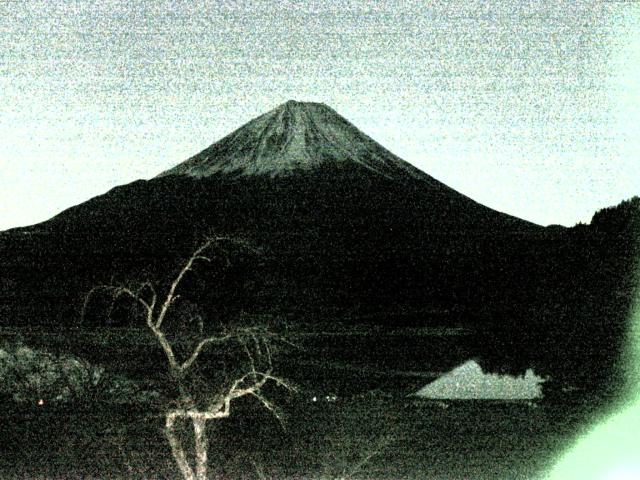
<box><xmin>0</xmin><ymin>101</ymin><xmax>638</xmax><ymax>392</ymax></box>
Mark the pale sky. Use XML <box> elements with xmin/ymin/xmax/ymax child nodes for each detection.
<box><xmin>1</xmin><ymin>0</ymin><xmax>639</xmax><ymax>230</ymax></box>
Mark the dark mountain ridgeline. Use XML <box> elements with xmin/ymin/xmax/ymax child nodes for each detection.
<box><xmin>479</xmin><ymin>197</ymin><xmax>639</xmax><ymax>391</ymax></box>
<box><xmin>2</xmin><ymin>165</ymin><xmax>538</xmax><ymax>319</ymax></box>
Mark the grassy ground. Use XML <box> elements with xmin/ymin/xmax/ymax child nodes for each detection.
<box><xmin>0</xmin><ymin>392</ymin><xmax>608</xmax><ymax>479</ymax></box>
<box><xmin>0</xmin><ymin>327</ymin><xmax>615</xmax><ymax>479</ymax></box>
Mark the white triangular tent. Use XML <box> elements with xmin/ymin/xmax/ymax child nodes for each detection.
<box><xmin>414</xmin><ymin>360</ymin><xmax>545</xmax><ymax>400</ymax></box>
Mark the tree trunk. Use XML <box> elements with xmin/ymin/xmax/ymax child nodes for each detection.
<box><xmin>165</xmin><ymin>413</ymin><xmax>196</xmax><ymax>480</ymax></box>
<box><xmin>193</xmin><ymin>415</ymin><xmax>209</xmax><ymax>480</ymax></box>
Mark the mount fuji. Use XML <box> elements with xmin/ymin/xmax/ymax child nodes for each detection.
<box><xmin>1</xmin><ymin>100</ymin><xmax>540</xmax><ymax>322</ymax></box>
<box><xmin>0</xmin><ymin>101</ymin><xmax>636</xmax><ymax>390</ymax></box>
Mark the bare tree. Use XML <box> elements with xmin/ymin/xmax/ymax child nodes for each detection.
<box><xmin>84</xmin><ymin>237</ymin><xmax>294</xmax><ymax>480</ymax></box>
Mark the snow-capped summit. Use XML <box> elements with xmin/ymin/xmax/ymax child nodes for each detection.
<box><xmin>158</xmin><ymin>100</ymin><xmax>427</xmax><ymax>180</ymax></box>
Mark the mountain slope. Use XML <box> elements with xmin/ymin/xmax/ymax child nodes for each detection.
<box><xmin>158</xmin><ymin>100</ymin><xmax>430</xmax><ymax>181</ymax></box>
<box><xmin>1</xmin><ymin>100</ymin><xmax>543</xmax><ymax>328</ymax></box>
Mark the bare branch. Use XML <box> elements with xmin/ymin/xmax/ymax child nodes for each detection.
<box><xmin>155</xmin><ymin>236</ymin><xmax>230</xmax><ymax>329</ymax></box>
<box><xmin>227</xmin><ymin>371</ymin><xmax>264</xmax><ymax>399</ymax></box>
<box><xmin>82</xmin><ymin>284</ymin><xmax>155</xmax><ymax>326</ymax></box>
<box><xmin>149</xmin><ymin>324</ymin><xmax>180</xmax><ymax>373</ymax></box>
<box><xmin>136</xmin><ymin>281</ymin><xmax>157</xmax><ymax>312</ymax></box>
<box><xmin>259</xmin><ymin>373</ymin><xmax>296</xmax><ymax>393</ymax></box>
<box><xmin>249</xmin><ymin>390</ymin><xmax>283</xmax><ymax>426</ymax></box>
<box><xmin>241</xmin><ymin>338</ymin><xmax>258</xmax><ymax>381</ymax></box>
<box><xmin>179</xmin><ymin>323</ymin><xmax>283</xmax><ymax>374</ymax></box>
<box><xmin>179</xmin><ymin>333</ymin><xmax>233</xmax><ymax>372</ymax></box>
<box><xmin>81</xmin><ymin>285</ymin><xmax>113</xmax><ymax>325</ymax></box>
<box><xmin>262</xmin><ymin>336</ymin><xmax>274</xmax><ymax>372</ymax></box>
<box><xmin>228</xmin><ymin>371</ymin><xmax>296</xmax><ymax>402</ymax></box>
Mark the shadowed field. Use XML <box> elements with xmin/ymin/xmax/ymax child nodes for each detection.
<box><xmin>0</xmin><ymin>388</ymin><xmax>608</xmax><ymax>479</ymax></box>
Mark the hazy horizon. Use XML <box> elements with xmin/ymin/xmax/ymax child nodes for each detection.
<box><xmin>2</xmin><ymin>1</ymin><xmax>639</xmax><ymax>230</ymax></box>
